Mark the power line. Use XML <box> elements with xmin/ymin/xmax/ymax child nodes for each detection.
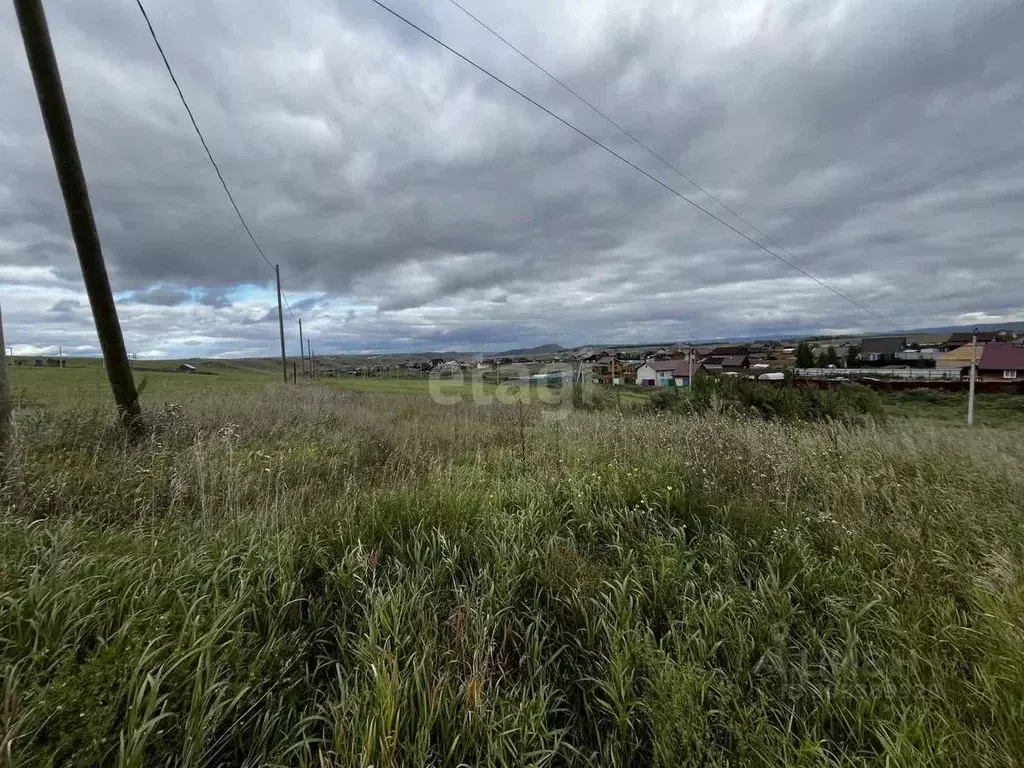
<box><xmin>367</xmin><ymin>0</ymin><xmax>891</xmax><ymax>326</ymax></box>
<box><xmin>134</xmin><ymin>0</ymin><xmax>296</xmax><ymax>320</ymax></box>
<box><xmin>442</xmin><ymin>0</ymin><xmax>889</xmax><ymax>324</ymax></box>
<box><xmin>281</xmin><ymin>287</ymin><xmax>297</xmax><ymax>320</ymax></box>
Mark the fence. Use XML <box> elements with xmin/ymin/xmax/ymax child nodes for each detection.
<box><xmin>795</xmin><ymin>368</ymin><xmax>964</xmax><ymax>380</ymax></box>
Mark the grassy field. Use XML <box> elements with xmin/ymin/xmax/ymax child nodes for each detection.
<box><xmin>878</xmin><ymin>390</ymin><xmax>1024</xmax><ymax>428</ymax></box>
<box><xmin>2</xmin><ymin>367</ymin><xmax>1024</xmax><ymax>765</ymax></box>
<box><xmin>7</xmin><ymin>359</ymin><xmax>280</xmax><ymax>409</ymax></box>
<box><xmin>7</xmin><ymin>363</ymin><xmax>530</xmax><ymax>408</ymax></box>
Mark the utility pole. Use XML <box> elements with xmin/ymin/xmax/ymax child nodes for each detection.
<box><xmin>275</xmin><ymin>265</ymin><xmax>287</xmax><ymax>383</ymax></box>
<box><xmin>307</xmin><ymin>339</ymin><xmax>312</xmax><ymax>379</ymax></box>
<box><xmin>688</xmin><ymin>348</ymin><xmax>694</xmax><ymax>388</ymax></box>
<box><xmin>967</xmin><ymin>329</ymin><xmax>978</xmax><ymax>427</ymax></box>
<box><xmin>15</xmin><ymin>0</ymin><xmax>140</xmax><ymax>428</ymax></box>
<box><xmin>298</xmin><ymin>317</ymin><xmax>305</xmax><ymax>379</ymax></box>
<box><xmin>0</xmin><ymin>301</ymin><xmax>11</xmax><ymax>465</ymax></box>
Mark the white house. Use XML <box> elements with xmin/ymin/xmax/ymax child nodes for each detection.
<box><xmin>636</xmin><ymin>363</ymin><xmax>657</xmax><ymax>386</ymax></box>
<box><xmin>637</xmin><ymin>359</ymin><xmax>689</xmax><ymax>387</ymax></box>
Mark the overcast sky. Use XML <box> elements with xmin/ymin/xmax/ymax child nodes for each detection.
<box><xmin>2</xmin><ymin>0</ymin><xmax>1022</xmax><ymax>357</ymax></box>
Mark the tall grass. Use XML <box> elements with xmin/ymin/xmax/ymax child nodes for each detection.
<box><xmin>649</xmin><ymin>375</ymin><xmax>885</xmax><ymax>423</ymax></box>
<box><xmin>2</xmin><ymin>386</ymin><xmax>1023</xmax><ymax>766</ymax></box>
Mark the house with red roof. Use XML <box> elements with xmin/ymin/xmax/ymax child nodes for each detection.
<box><xmin>977</xmin><ymin>343</ymin><xmax>1024</xmax><ymax>382</ymax></box>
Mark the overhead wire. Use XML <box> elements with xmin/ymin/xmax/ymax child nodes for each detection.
<box><xmin>442</xmin><ymin>0</ymin><xmax>889</xmax><ymax>324</ymax></box>
<box><xmin>367</xmin><ymin>0</ymin><xmax>892</xmax><ymax>326</ymax></box>
<box><xmin>281</xmin><ymin>288</ymin><xmax>297</xmax><ymax>319</ymax></box>
<box><xmin>134</xmin><ymin>0</ymin><xmax>297</xmax><ymax>321</ymax></box>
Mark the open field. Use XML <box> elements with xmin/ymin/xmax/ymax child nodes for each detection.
<box><xmin>2</xmin><ymin>367</ymin><xmax>1024</xmax><ymax>765</ymax></box>
<box><xmin>7</xmin><ymin>361</ymin><xmax>277</xmax><ymax>409</ymax></box>
<box><xmin>878</xmin><ymin>390</ymin><xmax>1024</xmax><ymax>428</ymax></box>
<box><xmin>11</xmin><ymin>361</ymin><xmax>1023</xmax><ymax>425</ymax></box>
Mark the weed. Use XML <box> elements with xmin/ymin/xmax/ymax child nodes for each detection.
<box><xmin>1</xmin><ymin>384</ymin><xmax>1023</xmax><ymax>765</ymax></box>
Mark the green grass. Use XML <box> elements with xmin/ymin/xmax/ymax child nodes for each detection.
<box><xmin>7</xmin><ymin>362</ymin><xmax>278</xmax><ymax>410</ymax></box>
<box><xmin>328</xmin><ymin>375</ymin><xmax>496</xmax><ymax>397</ymax></box>
<box><xmin>2</xmin><ymin>371</ymin><xmax>1024</xmax><ymax>765</ymax></box>
<box><xmin>879</xmin><ymin>391</ymin><xmax>1024</xmax><ymax>428</ymax></box>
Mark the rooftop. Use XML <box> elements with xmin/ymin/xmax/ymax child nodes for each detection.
<box><xmin>978</xmin><ymin>343</ymin><xmax>1024</xmax><ymax>371</ymax></box>
<box><xmin>861</xmin><ymin>336</ymin><xmax>906</xmax><ymax>355</ymax></box>
<box><xmin>649</xmin><ymin>359</ymin><xmax>686</xmax><ymax>372</ymax></box>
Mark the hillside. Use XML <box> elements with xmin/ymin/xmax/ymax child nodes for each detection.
<box><xmin>494</xmin><ymin>343</ymin><xmax>567</xmax><ymax>356</ymax></box>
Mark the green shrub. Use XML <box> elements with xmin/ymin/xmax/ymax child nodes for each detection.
<box><xmin>649</xmin><ymin>375</ymin><xmax>884</xmax><ymax>423</ymax></box>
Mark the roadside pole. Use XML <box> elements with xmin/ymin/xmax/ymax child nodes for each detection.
<box><xmin>298</xmin><ymin>317</ymin><xmax>305</xmax><ymax>379</ymax></box>
<box><xmin>967</xmin><ymin>330</ymin><xmax>977</xmax><ymax>426</ymax></box>
<box><xmin>275</xmin><ymin>265</ymin><xmax>287</xmax><ymax>383</ymax></box>
<box><xmin>688</xmin><ymin>349</ymin><xmax>693</xmax><ymax>388</ymax></box>
<box><xmin>15</xmin><ymin>0</ymin><xmax>140</xmax><ymax>428</ymax></box>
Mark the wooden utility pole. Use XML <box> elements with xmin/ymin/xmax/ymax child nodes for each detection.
<box><xmin>967</xmin><ymin>330</ymin><xmax>978</xmax><ymax>427</ymax></box>
<box><xmin>298</xmin><ymin>317</ymin><xmax>305</xmax><ymax>379</ymax></box>
<box><xmin>307</xmin><ymin>339</ymin><xmax>312</xmax><ymax>379</ymax></box>
<box><xmin>15</xmin><ymin>0</ymin><xmax>140</xmax><ymax>427</ymax></box>
<box><xmin>0</xmin><ymin>302</ymin><xmax>12</xmax><ymax>464</ymax></box>
<box><xmin>275</xmin><ymin>265</ymin><xmax>287</xmax><ymax>383</ymax></box>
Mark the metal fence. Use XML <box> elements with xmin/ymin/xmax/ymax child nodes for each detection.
<box><xmin>795</xmin><ymin>368</ymin><xmax>964</xmax><ymax>380</ymax></box>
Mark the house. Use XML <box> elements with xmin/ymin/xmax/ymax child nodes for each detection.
<box><xmin>636</xmin><ymin>359</ymin><xmax>686</xmax><ymax>387</ymax></box>
<box><xmin>636</xmin><ymin>363</ymin><xmax>657</xmax><ymax>386</ymax></box>
<box><xmin>177</xmin><ymin>363</ymin><xmax>198</xmax><ymax>373</ymax></box>
<box><xmin>977</xmin><ymin>344</ymin><xmax>1024</xmax><ymax>382</ymax></box>
<box><xmin>671</xmin><ymin>360</ymin><xmax>697</xmax><ymax>387</ymax></box>
<box><xmin>895</xmin><ymin>348</ymin><xmax>939</xmax><ymax>362</ymax></box>
<box><xmin>610</xmin><ymin>359</ymin><xmax>638</xmax><ymax>386</ymax></box>
<box><xmin>948</xmin><ymin>331</ymin><xmax>1000</xmax><ymax>346</ymax></box>
<box><xmin>701</xmin><ymin>355</ymin><xmax>749</xmax><ymax>373</ymax></box>
<box><xmin>432</xmin><ymin>360</ymin><xmax>461</xmax><ymax>373</ymax></box>
<box><xmin>586</xmin><ymin>355</ymin><xmax>636</xmax><ymax>386</ymax></box>
<box><xmin>935</xmin><ymin>344</ymin><xmax>982</xmax><ymax>373</ymax></box>
<box><xmin>905</xmin><ymin>333</ymin><xmax>951</xmax><ymax>348</ymax></box>
<box><xmin>936</xmin><ymin>331</ymin><xmax>1000</xmax><ymax>353</ymax></box>
<box><xmin>860</xmin><ymin>336</ymin><xmax>905</xmax><ymax>363</ymax></box>
<box><xmin>707</xmin><ymin>345</ymin><xmax>749</xmax><ymax>357</ymax></box>
<box><xmin>643</xmin><ymin>346</ymin><xmax>691</xmax><ymax>361</ymax></box>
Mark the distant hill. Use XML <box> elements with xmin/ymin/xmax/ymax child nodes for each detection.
<box><xmin>495</xmin><ymin>343</ymin><xmax>567</xmax><ymax>356</ymax></box>
<box><xmin>897</xmin><ymin>320</ymin><xmax>1024</xmax><ymax>335</ymax></box>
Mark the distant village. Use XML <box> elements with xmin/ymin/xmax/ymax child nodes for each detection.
<box><xmin>331</xmin><ymin>329</ymin><xmax>1024</xmax><ymax>389</ymax></box>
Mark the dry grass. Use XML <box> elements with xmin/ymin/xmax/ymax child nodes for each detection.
<box><xmin>2</xmin><ymin>385</ymin><xmax>1023</xmax><ymax>766</ymax></box>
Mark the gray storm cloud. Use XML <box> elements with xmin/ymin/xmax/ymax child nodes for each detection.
<box><xmin>1</xmin><ymin>0</ymin><xmax>1022</xmax><ymax>356</ymax></box>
